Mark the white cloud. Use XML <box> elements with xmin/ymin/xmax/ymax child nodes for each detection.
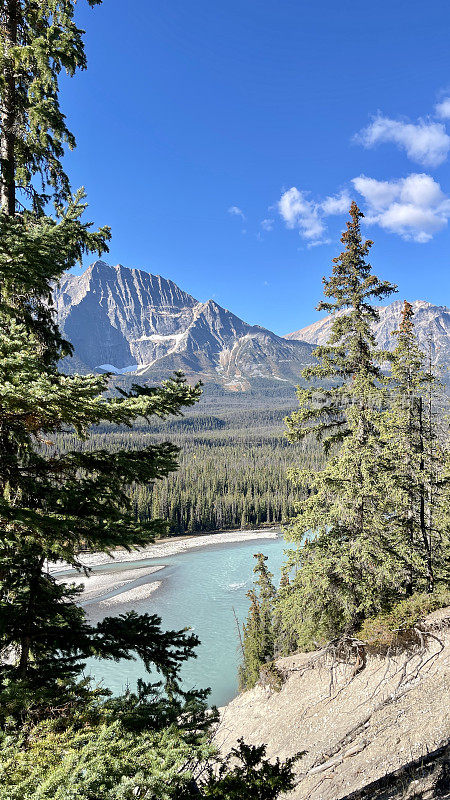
<box><xmin>306</xmin><ymin>237</ymin><xmax>331</xmax><ymax>248</ymax></box>
<box><xmin>352</xmin><ymin>172</ymin><xmax>450</xmax><ymax>242</ymax></box>
<box><xmin>278</xmin><ymin>187</ymin><xmax>351</xmax><ymax>245</ymax></box>
<box><xmin>355</xmin><ymin>115</ymin><xmax>450</xmax><ymax>167</ymax></box>
<box><xmin>260</xmin><ymin>218</ymin><xmax>274</xmax><ymax>231</ymax></box>
<box><xmin>352</xmin><ymin>176</ymin><xmax>403</xmax><ymax>211</ymax></box>
<box><xmin>228</xmin><ymin>205</ymin><xmax>245</xmax><ymax>220</ymax></box>
<box><xmin>278</xmin><ymin>171</ymin><xmax>450</xmax><ymax>245</ymax></box>
<box><xmin>278</xmin><ymin>187</ymin><xmax>326</xmax><ymax>244</ymax></box>
<box><xmin>320</xmin><ymin>190</ymin><xmax>352</xmax><ymax>215</ymax></box>
<box><xmin>435</xmin><ymin>97</ymin><xmax>450</xmax><ymax>120</ymax></box>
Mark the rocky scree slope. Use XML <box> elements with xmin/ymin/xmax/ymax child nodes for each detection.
<box><xmin>216</xmin><ymin>608</ymin><xmax>450</xmax><ymax>800</ymax></box>
<box><xmin>53</xmin><ymin>261</ymin><xmax>314</xmax><ymax>385</ymax></box>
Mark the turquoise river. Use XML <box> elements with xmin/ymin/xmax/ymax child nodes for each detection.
<box><xmin>83</xmin><ymin>533</ymin><xmax>287</xmax><ymax>707</ymax></box>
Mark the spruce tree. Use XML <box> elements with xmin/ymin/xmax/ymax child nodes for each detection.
<box><xmin>0</xmin><ymin>6</ymin><xmax>299</xmax><ymax>795</ymax></box>
<box><xmin>239</xmin><ymin>553</ymin><xmax>276</xmax><ymax>689</ymax></box>
<box><xmin>384</xmin><ymin>301</ymin><xmax>450</xmax><ymax>594</ymax></box>
<box><xmin>282</xmin><ymin>203</ymin><xmax>403</xmax><ymax>648</ymax></box>
<box><xmin>0</xmin><ymin>0</ymin><xmax>203</xmax><ymax>720</ymax></box>
<box><xmin>272</xmin><ymin>567</ymin><xmax>295</xmax><ymax>658</ymax></box>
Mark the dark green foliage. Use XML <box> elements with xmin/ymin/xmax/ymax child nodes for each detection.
<box><xmin>0</xmin><ymin>314</ymin><xmax>202</xmax><ymax>717</ymax></box>
<box><xmin>285</xmin><ymin>201</ymin><xmax>396</xmax><ymax>453</ymax></box>
<box><xmin>239</xmin><ymin>553</ymin><xmax>277</xmax><ymax>690</ymax></box>
<box><xmin>199</xmin><ymin>738</ymin><xmax>302</xmax><ymax>799</ymax></box>
<box><xmin>273</xmin><ymin>208</ymin><xmax>449</xmax><ymax>654</ymax></box>
<box><xmin>383</xmin><ymin>301</ymin><xmax>450</xmax><ymax>594</ymax></box>
<box><xmin>0</xmin><ymin>0</ymin><xmax>102</xmax><ymax>215</ymax></box>
<box><xmin>48</xmin><ymin>405</ymin><xmax>321</xmax><ymax>535</ymax></box>
<box><xmin>0</xmin><ymin>4</ymin><xmax>298</xmax><ymax>797</ymax></box>
<box><xmin>280</xmin><ymin>204</ymin><xmax>403</xmax><ymax>649</ymax></box>
<box><xmin>103</xmin><ymin>678</ymin><xmax>214</xmax><ymax>736</ymax></box>
<box><xmin>0</xmin><ymin>0</ymin><xmax>205</xmax><ymax>724</ymax></box>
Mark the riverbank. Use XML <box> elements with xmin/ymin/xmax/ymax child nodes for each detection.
<box><xmin>55</xmin><ymin>564</ymin><xmax>166</xmax><ymax>604</ymax></box>
<box><xmin>52</xmin><ymin>528</ymin><xmax>281</xmax><ymax>605</ymax></box>
<box><xmin>50</xmin><ymin>527</ymin><xmax>281</xmax><ymax>574</ymax></box>
<box><xmin>76</xmin><ymin>531</ymin><xmax>287</xmax><ymax>705</ymax></box>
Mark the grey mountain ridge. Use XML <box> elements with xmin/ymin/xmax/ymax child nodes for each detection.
<box><xmin>286</xmin><ymin>298</ymin><xmax>450</xmax><ymax>367</ymax></box>
<box><xmin>53</xmin><ymin>261</ymin><xmax>450</xmax><ymax>386</ymax></box>
<box><xmin>53</xmin><ymin>261</ymin><xmax>315</xmax><ymax>385</ymax></box>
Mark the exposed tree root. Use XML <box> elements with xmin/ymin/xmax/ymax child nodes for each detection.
<box><xmin>281</xmin><ymin>625</ymin><xmax>446</xmax><ymax>780</ymax></box>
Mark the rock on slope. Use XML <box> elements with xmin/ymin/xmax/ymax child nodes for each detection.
<box><xmin>53</xmin><ymin>261</ymin><xmax>314</xmax><ymax>384</ymax></box>
<box><xmin>216</xmin><ymin>608</ymin><xmax>450</xmax><ymax>800</ymax></box>
<box><xmin>287</xmin><ymin>300</ymin><xmax>450</xmax><ymax>368</ymax></box>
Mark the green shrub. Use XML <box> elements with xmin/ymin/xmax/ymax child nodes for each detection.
<box><xmin>0</xmin><ymin>720</ymin><xmax>212</xmax><ymax>800</ymax></box>
<box><xmin>357</xmin><ymin>590</ymin><xmax>450</xmax><ymax>654</ymax></box>
<box><xmin>0</xmin><ymin>722</ymin><xmax>301</xmax><ymax>800</ymax></box>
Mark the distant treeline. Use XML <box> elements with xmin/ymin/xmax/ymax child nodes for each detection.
<box><xmin>50</xmin><ymin>403</ymin><xmax>322</xmax><ymax>534</ymax></box>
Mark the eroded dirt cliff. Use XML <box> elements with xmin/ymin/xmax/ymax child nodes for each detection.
<box><xmin>217</xmin><ymin>608</ymin><xmax>450</xmax><ymax>799</ymax></box>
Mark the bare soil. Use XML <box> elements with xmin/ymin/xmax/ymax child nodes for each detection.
<box><xmin>217</xmin><ymin>608</ymin><xmax>450</xmax><ymax>799</ymax></box>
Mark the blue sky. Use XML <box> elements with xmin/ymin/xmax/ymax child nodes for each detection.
<box><xmin>65</xmin><ymin>0</ymin><xmax>450</xmax><ymax>334</ymax></box>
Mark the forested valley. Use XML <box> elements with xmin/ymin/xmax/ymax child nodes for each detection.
<box><xmin>47</xmin><ymin>396</ymin><xmax>323</xmax><ymax>535</ymax></box>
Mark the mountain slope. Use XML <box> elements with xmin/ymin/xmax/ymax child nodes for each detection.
<box><xmin>53</xmin><ymin>261</ymin><xmax>314</xmax><ymax>385</ymax></box>
<box><xmin>286</xmin><ymin>299</ymin><xmax>450</xmax><ymax>366</ymax></box>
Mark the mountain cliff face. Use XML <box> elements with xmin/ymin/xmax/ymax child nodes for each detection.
<box><xmin>286</xmin><ymin>299</ymin><xmax>450</xmax><ymax>367</ymax></box>
<box><xmin>53</xmin><ymin>261</ymin><xmax>314</xmax><ymax>385</ymax></box>
<box><xmin>53</xmin><ymin>263</ymin><xmax>449</xmax><ymax>386</ymax></box>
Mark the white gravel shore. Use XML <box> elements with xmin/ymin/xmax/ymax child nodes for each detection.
<box><xmin>56</xmin><ymin>565</ymin><xmax>165</xmax><ymax>603</ymax></box>
<box><xmin>98</xmin><ymin>581</ymin><xmax>162</xmax><ymax>607</ymax></box>
<box><xmin>50</xmin><ymin>528</ymin><xmax>280</xmax><ymax>574</ymax></box>
<box><xmin>51</xmin><ymin>528</ymin><xmax>280</xmax><ymax>605</ymax></box>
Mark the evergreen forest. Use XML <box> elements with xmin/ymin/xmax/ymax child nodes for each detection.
<box><xmin>48</xmin><ymin>400</ymin><xmax>324</xmax><ymax>535</ymax></box>
<box><xmin>239</xmin><ymin>205</ymin><xmax>450</xmax><ymax>690</ymax></box>
<box><xmin>0</xmin><ymin>2</ymin><xmax>448</xmax><ymax>797</ymax></box>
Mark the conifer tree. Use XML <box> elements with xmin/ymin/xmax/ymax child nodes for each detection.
<box><xmin>282</xmin><ymin>204</ymin><xmax>403</xmax><ymax>648</ymax></box>
<box><xmin>239</xmin><ymin>553</ymin><xmax>276</xmax><ymax>689</ymax></box>
<box><xmin>272</xmin><ymin>567</ymin><xmax>295</xmax><ymax>658</ymax></box>
<box><xmin>0</xmin><ymin>0</ymin><xmax>203</xmax><ymax>720</ymax></box>
<box><xmin>384</xmin><ymin>301</ymin><xmax>450</xmax><ymax>594</ymax></box>
<box><xmin>0</xmin><ymin>6</ymin><xmax>299</xmax><ymax>796</ymax></box>
<box><xmin>285</xmin><ymin>202</ymin><xmax>395</xmax><ymax>450</ymax></box>
<box><xmin>254</xmin><ymin>552</ymin><xmax>276</xmax><ymax>659</ymax></box>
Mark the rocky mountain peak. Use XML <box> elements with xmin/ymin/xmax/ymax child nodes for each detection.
<box><xmin>286</xmin><ymin>298</ymin><xmax>450</xmax><ymax>366</ymax></box>
<box><xmin>52</xmin><ymin>261</ymin><xmax>315</xmax><ymax>384</ymax></box>
<box><xmin>52</xmin><ymin>263</ymin><xmax>448</xmax><ymax>385</ymax></box>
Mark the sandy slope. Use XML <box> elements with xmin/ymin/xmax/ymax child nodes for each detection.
<box><xmin>217</xmin><ymin>608</ymin><xmax>450</xmax><ymax>800</ymax></box>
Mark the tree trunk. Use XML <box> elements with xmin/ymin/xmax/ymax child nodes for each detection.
<box><xmin>0</xmin><ymin>0</ymin><xmax>17</xmax><ymax>215</ymax></box>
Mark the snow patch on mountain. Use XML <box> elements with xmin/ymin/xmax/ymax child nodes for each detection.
<box><xmin>96</xmin><ymin>364</ymin><xmax>139</xmax><ymax>374</ymax></box>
